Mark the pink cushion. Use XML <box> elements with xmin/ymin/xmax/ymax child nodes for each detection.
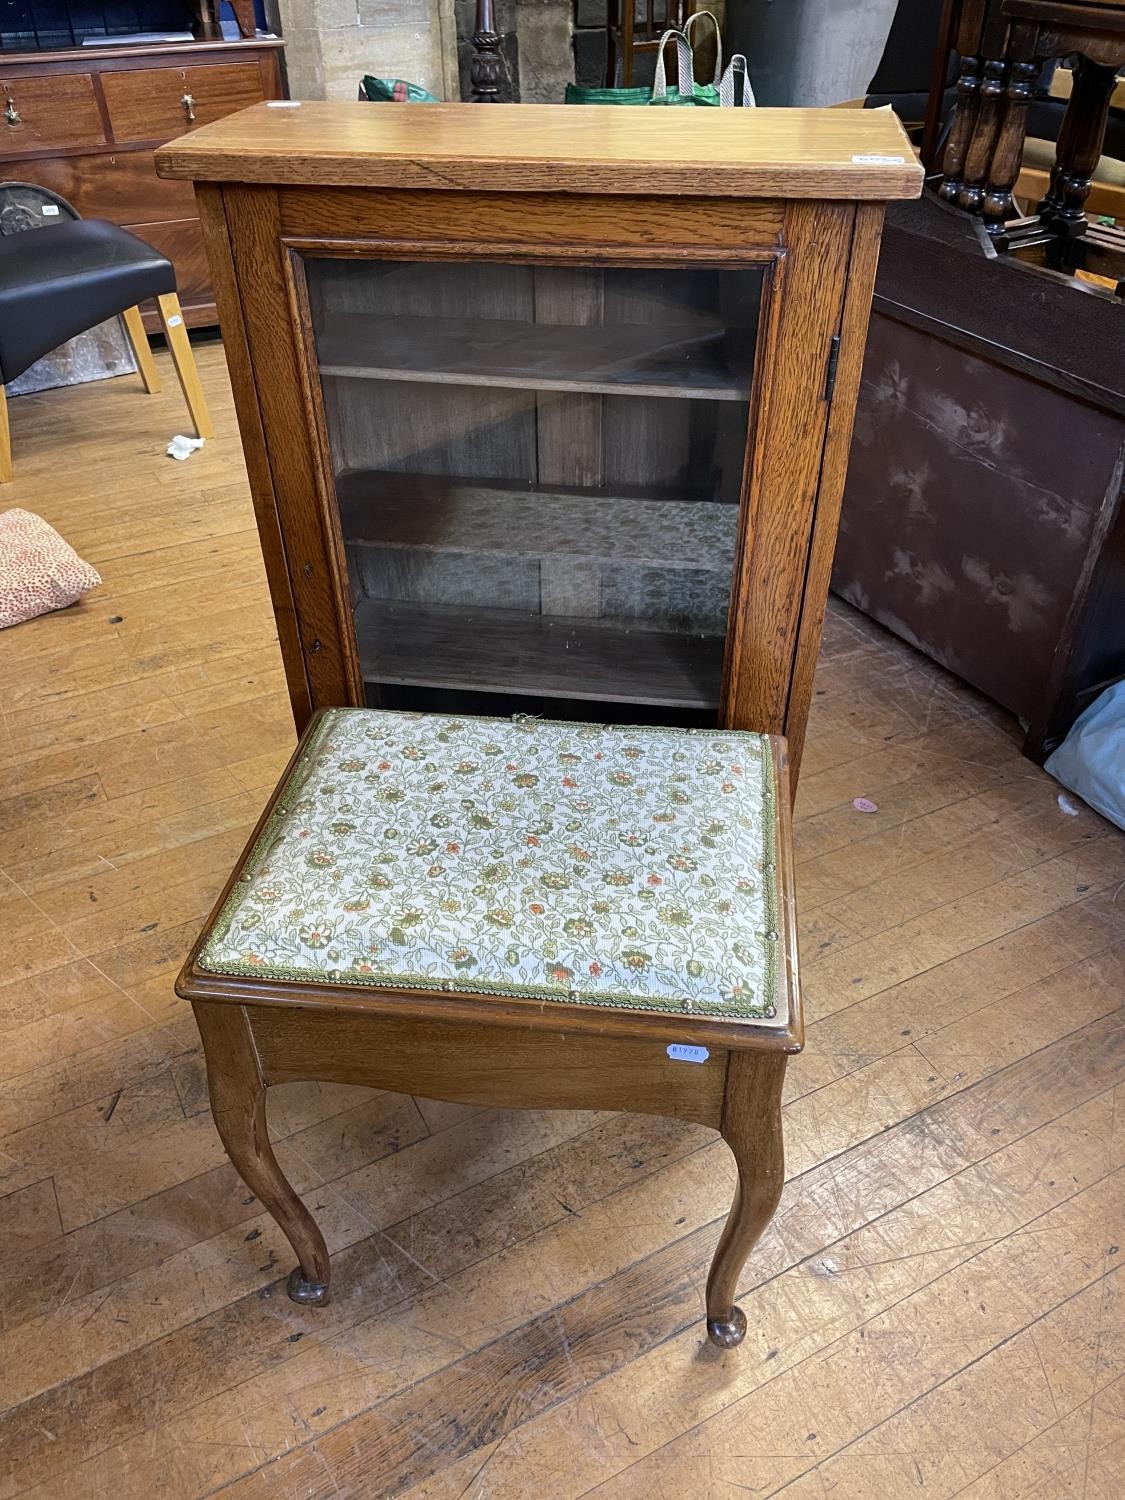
<box><xmin>0</xmin><ymin>509</ymin><xmax>101</xmax><ymax>629</ymax></box>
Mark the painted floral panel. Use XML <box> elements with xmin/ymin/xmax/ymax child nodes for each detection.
<box><xmin>198</xmin><ymin>708</ymin><xmax>785</xmax><ymax>1022</ymax></box>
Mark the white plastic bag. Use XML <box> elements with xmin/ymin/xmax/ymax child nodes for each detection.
<box><xmin>166</xmin><ymin>434</ymin><xmax>205</xmax><ymax>461</ymax></box>
<box><xmin>1045</xmin><ymin>680</ymin><xmax>1125</xmax><ymax>832</ymax></box>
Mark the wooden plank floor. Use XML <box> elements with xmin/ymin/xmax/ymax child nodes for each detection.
<box><xmin>0</xmin><ymin>342</ymin><xmax>1123</xmax><ymax>1499</ymax></box>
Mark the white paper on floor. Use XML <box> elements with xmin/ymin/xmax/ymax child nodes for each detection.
<box><xmin>167</xmin><ymin>435</ymin><xmax>205</xmax><ymax>461</ymax></box>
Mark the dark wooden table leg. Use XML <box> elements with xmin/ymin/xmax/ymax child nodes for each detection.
<box><xmin>471</xmin><ymin>0</ymin><xmax>504</xmax><ymax>102</ymax></box>
<box><xmin>194</xmin><ymin>1001</ymin><xmax>333</xmax><ymax>1305</ymax></box>
<box><xmin>1038</xmin><ymin>54</ymin><xmax>1121</xmax><ymax>237</ymax></box>
<box><xmin>983</xmin><ymin>20</ymin><xmax>1040</xmax><ymax>240</ymax></box>
<box><xmin>958</xmin><ymin>50</ymin><xmax>1010</xmax><ymax>213</ymax></box>
<box><xmin>705</xmin><ymin>1051</ymin><xmax>787</xmax><ymax>1348</ymax></box>
<box><xmin>939</xmin><ymin>53</ymin><xmax>984</xmax><ymax>203</ymax></box>
<box><xmin>939</xmin><ymin>0</ymin><xmax>991</xmax><ymax>204</ymax></box>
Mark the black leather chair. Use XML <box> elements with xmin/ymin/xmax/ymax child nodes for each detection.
<box><xmin>0</xmin><ymin>217</ymin><xmax>213</xmax><ymax>482</ymax></box>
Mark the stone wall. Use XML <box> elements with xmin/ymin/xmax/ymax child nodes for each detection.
<box><xmin>573</xmin><ymin>0</ymin><xmax>609</xmax><ymax>90</ymax></box>
<box><xmin>517</xmin><ymin>0</ymin><xmax>576</xmax><ymax>102</ymax></box>
<box><xmin>278</xmin><ymin>0</ymin><xmax>459</xmax><ymax>101</ymax></box>
<box><xmin>725</xmin><ymin>0</ymin><xmax>897</xmax><ymax>105</ymax></box>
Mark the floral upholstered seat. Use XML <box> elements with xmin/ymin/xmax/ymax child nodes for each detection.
<box><xmin>197</xmin><ymin>708</ymin><xmax>789</xmax><ymax>1024</ymax></box>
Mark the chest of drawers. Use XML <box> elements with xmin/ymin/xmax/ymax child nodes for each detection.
<box><xmin>0</xmin><ymin>38</ymin><xmax>285</xmax><ymax>329</ymax></box>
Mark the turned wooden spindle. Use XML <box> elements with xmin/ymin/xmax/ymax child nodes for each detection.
<box><xmin>939</xmin><ymin>0</ymin><xmax>990</xmax><ymax>203</ymax></box>
<box><xmin>471</xmin><ymin>0</ymin><xmax>504</xmax><ymax>102</ymax></box>
<box><xmin>982</xmin><ymin>20</ymin><xmax>1040</xmax><ymax>236</ymax></box>
<box><xmin>958</xmin><ymin>52</ymin><xmax>1010</xmax><ymax>213</ymax></box>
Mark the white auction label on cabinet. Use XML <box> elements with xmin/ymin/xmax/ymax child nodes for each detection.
<box><xmin>667</xmin><ymin>1043</ymin><xmax>709</xmax><ymax>1064</ymax></box>
<box><xmin>851</xmin><ymin>154</ymin><xmax>905</xmax><ymax>165</ymax></box>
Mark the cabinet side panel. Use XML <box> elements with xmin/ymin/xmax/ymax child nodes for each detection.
<box><xmin>222</xmin><ymin>184</ymin><xmax>363</xmax><ymax>715</ymax></box>
<box><xmin>196</xmin><ymin>183</ymin><xmax>312</xmax><ymax>729</ymax></box>
<box><xmin>785</xmin><ymin>201</ymin><xmax>885</xmax><ymax>782</ymax></box>
<box><xmin>722</xmin><ymin>201</ymin><xmax>855</xmax><ymax>763</ymax></box>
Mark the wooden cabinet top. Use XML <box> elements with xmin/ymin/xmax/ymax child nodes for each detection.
<box><xmin>0</xmin><ymin>37</ymin><xmax>285</xmax><ymax>67</ymax></box>
<box><xmin>154</xmin><ymin>100</ymin><xmax>923</xmax><ymax>199</ymax></box>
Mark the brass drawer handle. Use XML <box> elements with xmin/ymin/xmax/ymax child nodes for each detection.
<box><xmin>181</xmin><ymin>92</ymin><xmax>196</xmax><ymax>123</ymax></box>
<box><xmin>4</xmin><ymin>96</ymin><xmax>21</xmax><ymax>126</ymax></box>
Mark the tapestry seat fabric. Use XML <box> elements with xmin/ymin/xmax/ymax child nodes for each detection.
<box><xmin>197</xmin><ymin>707</ymin><xmax>788</xmax><ymax>1023</ymax></box>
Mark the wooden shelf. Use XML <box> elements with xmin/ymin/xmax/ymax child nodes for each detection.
<box><xmin>336</xmin><ymin>473</ymin><xmax>739</xmax><ymax>572</ymax></box>
<box><xmin>317</xmin><ymin>312</ymin><xmax>753</xmax><ymax>402</ymax></box>
<box><xmin>354</xmin><ymin>600</ymin><xmax>724</xmax><ymax>709</ymax></box>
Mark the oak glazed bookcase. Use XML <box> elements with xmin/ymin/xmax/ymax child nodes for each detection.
<box><xmin>156</xmin><ymin>104</ymin><xmax>921</xmax><ymax>781</ymax></box>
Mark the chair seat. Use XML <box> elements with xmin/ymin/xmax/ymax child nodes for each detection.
<box><xmin>0</xmin><ymin>219</ymin><xmax>176</xmax><ymax>384</ymax></box>
<box><xmin>196</xmin><ymin>707</ymin><xmax>792</xmax><ymax>1024</ymax></box>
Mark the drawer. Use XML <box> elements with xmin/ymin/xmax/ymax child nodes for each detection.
<box><xmin>0</xmin><ymin>72</ymin><xmax>105</xmax><ymax>152</ymax></box>
<box><xmin>125</xmin><ymin>217</ymin><xmax>212</xmax><ymax>307</ymax></box>
<box><xmin>21</xmin><ymin>150</ymin><xmax>198</xmax><ymax>225</ymax></box>
<box><xmin>102</xmin><ymin>62</ymin><xmax>265</xmax><ymax>144</ymax></box>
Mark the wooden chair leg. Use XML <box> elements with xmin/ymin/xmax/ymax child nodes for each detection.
<box><xmin>958</xmin><ymin>53</ymin><xmax>1011</xmax><ymax>214</ymax></box>
<box><xmin>982</xmin><ymin>21</ymin><xmax>1040</xmax><ymax>239</ymax></box>
<box><xmin>1038</xmin><ymin>56</ymin><xmax>1121</xmax><ymax>235</ymax></box>
<box><xmin>939</xmin><ymin>0</ymin><xmax>989</xmax><ymax>202</ymax></box>
<box><xmin>155</xmin><ymin>292</ymin><xmax>214</xmax><ymax>439</ymax></box>
<box><xmin>120</xmin><ymin>304</ymin><xmax>162</xmax><ymax>394</ymax></box>
<box><xmin>705</xmin><ymin>1051</ymin><xmax>787</xmax><ymax>1348</ymax></box>
<box><xmin>0</xmin><ymin>384</ymin><xmax>11</xmax><ymax>483</ymax></box>
<box><xmin>193</xmin><ymin>1000</ymin><xmax>332</xmax><ymax>1305</ymax></box>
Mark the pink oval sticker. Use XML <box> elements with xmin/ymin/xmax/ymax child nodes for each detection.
<box><xmin>853</xmin><ymin>797</ymin><xmax>879</xmax><ymax>814</ymax></box>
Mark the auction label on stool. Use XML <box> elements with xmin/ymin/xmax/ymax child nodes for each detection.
<box><xmin>667</xmin><ymin>1043</ymin><xmax>709</xmax><ymax>1064</ymax></box>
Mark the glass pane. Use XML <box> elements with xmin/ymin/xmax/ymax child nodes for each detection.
<box><xmin>306</xmin><ymin>257</ymin><xmax>764</xmax><ymax>725</ymax></box>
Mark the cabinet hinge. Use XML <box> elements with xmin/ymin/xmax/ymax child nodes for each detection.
<box><xmin>824</xmin><ymin>333</ymin><xmax>841</xmax><ymax>402</ymax></box>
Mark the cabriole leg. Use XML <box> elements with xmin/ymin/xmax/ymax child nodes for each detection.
<box><xmin>193</xmin><ymin>1000</ymin><xmax>332</xmax><ymax>1305</ymax></box>
<box><xmin>706</xmin><ymin>1050</ymin><xmax>787</xmax><ymax>1348</ymax></box>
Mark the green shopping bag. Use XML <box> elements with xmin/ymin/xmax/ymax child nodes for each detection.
<box><xmin>564</xmin><ymin>14</ymin><xmax>721</xmax><ymax>106</ymax></box>
<box><xmin>359</xmin><ymin>75</ymin><xmax>438</xmax><ymax>103</ymax></box>
<box><xmin>651</xmin><ymin>13</ymin><xmax>721</xmax><ymax>107</ymax></box>
<box><xmin>563</xmin><ymin>82</ymin><xmax>652</xmax><ymax>104</ymax></box>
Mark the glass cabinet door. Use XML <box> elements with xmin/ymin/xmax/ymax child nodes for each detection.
<box><xmin>306</xmin><ymin>257</ymin><xmax>764</xmax><ymax>726</ymax></box>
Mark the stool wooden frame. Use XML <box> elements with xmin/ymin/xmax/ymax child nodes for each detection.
<box><xmin>176</xmin><ymin>720</ymin><xmax>802</xmax><ymax>1349</ymax></box>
